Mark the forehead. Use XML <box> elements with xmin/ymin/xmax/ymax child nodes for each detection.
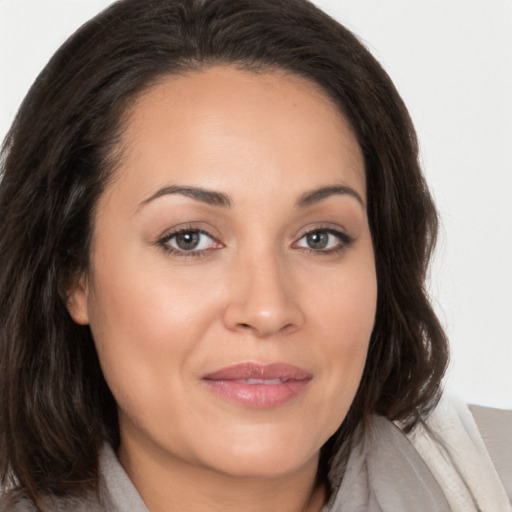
<box><xmin>106</xmin><ymin>65</ymin><xmax>365</xmax><ymax>210</ymax></box>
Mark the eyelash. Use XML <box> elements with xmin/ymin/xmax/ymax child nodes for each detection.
<box><xmin>156</xmin><ymin>225</ymin><xmax>354</xmax><ymax>258</ymax></box>
<box><xmin>294</xmin><ymin>227</ymin><xmax>354</xmax><ymax>256</ymax></box>
<box><xmin>157</xmin><ymin>226</ymin><xmax>221</xmax><ymax>258</ymax></box>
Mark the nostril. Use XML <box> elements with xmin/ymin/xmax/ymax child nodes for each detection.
<box><xmin>223</xmin><ymin>293</ymin><xmax>305</xmax><ymax>336</ymax></box>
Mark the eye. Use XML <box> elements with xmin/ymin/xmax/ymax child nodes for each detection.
<box><xmin>294</xmin><ymin>228</ymin><xmax>352</xmax><ymax>253</ymax></box>
<box><xmin>158</xmin><ymin>228</ymin><xmax>221</xmax><ymax>256</ymax></box>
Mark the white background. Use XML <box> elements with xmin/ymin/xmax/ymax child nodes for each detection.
<box><xmin>1</xmin><ymin>0</ymin><xmax>511</xmax><ymax>408</ymax></box>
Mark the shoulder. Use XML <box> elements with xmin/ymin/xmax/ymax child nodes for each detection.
<box><xmin>469</xmin><ymin>402</ymin><xmax>512</xmax><ymax>437</ymax></box>
<box><xmin>0</xmin><ymin>493</ymin><xmax>35</xmax><ymax>512</ymax></box>
<box><xmin>408</xmin><ymin>394</ymin><xmax>512</xmax><ymax>510</ymax></box>
<box><xmin>0</xmin><ymin>491</ymin><xmax>104</xmax><ymax>512</ymax></box>
<box><xmin>469</xmin><ymin>403</ymin><xmax>512</xmax><ymax>498</ymax></box>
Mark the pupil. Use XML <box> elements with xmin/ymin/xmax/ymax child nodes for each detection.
<box><xmin>176</xmin><ymin>231</ymin><xmax>200</xmax><ymax>250</ymax></box>
<box><xmin>307</xmin><ymin>231</ymin><xmax>328</xmax><ymax>249</ymax></box>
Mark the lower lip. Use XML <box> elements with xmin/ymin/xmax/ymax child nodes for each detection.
<box><xmin>202</xmin><ymin>379</ymin><xmax>311</xmax><ymax>408</ymax></box>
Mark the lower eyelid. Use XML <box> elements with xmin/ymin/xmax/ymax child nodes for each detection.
<box><xmin>156</xmin><ymin>226</ymin><xmax>353</xmax><ymax>257</ymax></box>
<box><xmin>293</xmin><ymin>231</ymin><xmax>355</xmax><ymax>257</ymax></box>
<box><xmin>156</xmin><ymin>227</ymin><xmax>225</xmax><ymax>259</ymax></box>
<box><xmin>296</xmin><ymin>228</ymin><xmax>351</xmax><ymax>243</ymax></box>
<box><xmin>170</xmin><ymin>232</ymin><xmax>216</xmax><ymax>249</ymax></box>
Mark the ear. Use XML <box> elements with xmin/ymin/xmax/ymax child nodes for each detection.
<box><xmin>66</xmin><ymin>274</ymin><xmax>90</xmax><ymax>325</ymax></box>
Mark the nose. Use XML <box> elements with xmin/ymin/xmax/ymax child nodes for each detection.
<box><xmin>222</xmin><ymin>251</ymin><xmax>304</xmax><ymax>338</ymax></box>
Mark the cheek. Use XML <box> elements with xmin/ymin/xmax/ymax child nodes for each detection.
<box><xmin>322</xmin><ymin>294</ymin><xmax>375</xmax><ymax>389</ymax></box>
<box><xmin>305</xmin><ymin>252</ymin><xmax>377</xmax><ymax>422</ymax></box>
<box><xmin>88</xmin><ymin>249</ymin><xmax>217</xmax><ymax>340</ymax></box>
<box><xmin>85</xmin><ymin>257</ymin><xmax>220</xmax><ymax>407</ymax></box>
<box><xmin>310</xmin><ymin>250</ymin><xmax>377</xmax><ymax>351</ymax></box>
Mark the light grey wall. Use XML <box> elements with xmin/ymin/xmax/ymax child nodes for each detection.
<box><xmin>1</xmin><ymin>0</ymin><xmax>511</xmax><ymax>408</ymax></box>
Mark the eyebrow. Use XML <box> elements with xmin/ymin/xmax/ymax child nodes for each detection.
<box><xmin>139</xmin><ymin>185</ymin><xmax>232</xmax><ymax>209</ymax></box>
<box><xmin>138</xmin><ymin>183</ymin><xmax>364</xmax><ymax>211</ymax></box>
<box><xmin>295</xmin><ymin>185</ymin><xmax>365</xmax><ymax>209</ymax></box>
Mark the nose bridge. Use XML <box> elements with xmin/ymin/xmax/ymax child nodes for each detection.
<box><xmin>223</xmin><ymin>244</ymin><xmax>303</xmax><ymax>336</ymax></box>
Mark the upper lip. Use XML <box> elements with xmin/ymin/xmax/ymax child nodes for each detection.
<box><xmin>203</xmin><ymin>362</ymin><xmax>312</xmax><ymax>382</ymax></box>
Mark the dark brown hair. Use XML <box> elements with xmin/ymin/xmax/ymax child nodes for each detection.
<box><xmin>0</xmin><ymin>0</ymin><xmax>448</xmax><ymax>505</ymax></box>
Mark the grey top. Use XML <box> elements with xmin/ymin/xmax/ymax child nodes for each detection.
<box><xmin>1</xmin><ymin>405</ymin><xmax>511</xmax><ymax>511</ymax></box>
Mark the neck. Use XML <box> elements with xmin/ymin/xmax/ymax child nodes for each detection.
<box><xmin>118</xmin><ymin>435</ymin><xmax>326</xmax><ymax>512</ymax></box>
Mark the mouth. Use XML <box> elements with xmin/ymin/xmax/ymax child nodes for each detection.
<box><xmin>202</xmin><ymin>362</ymin><xmax>312</xmax><ymax>408</ymax></box>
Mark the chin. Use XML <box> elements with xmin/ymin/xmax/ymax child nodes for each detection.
<box><xmin>213</xmin><ymin>453</ymin><xmax>317</xmax><ymax>480</ymax></box>
<box><xmin>199</xmin><ymin>429</ymin><xmax>323</xmax><ymax>479</ymax></box>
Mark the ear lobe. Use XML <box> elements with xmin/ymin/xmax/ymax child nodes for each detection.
<box><xmin>66</xmin><ymin>274</ymin><xmax>90</xmax><ymax>325</ymax></box>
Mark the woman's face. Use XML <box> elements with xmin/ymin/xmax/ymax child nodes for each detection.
<box><xmin>69</xmin><ymin>66</ymin><xmax>377</xmax><ymax>479</ymax></box>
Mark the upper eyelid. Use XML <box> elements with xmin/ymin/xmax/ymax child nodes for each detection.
<box><xmin>164</xmin><ymin>228</ymin><xmax>214</xmax><ymax>241</ymax></box>
<box><xmin>291</xmin><ymin>229</ymin><xmax>354</xmax><ymax>258</ymax></box>
<box><xmin>295</xmin><ymin>224</ymin><xmax>352</xmax><ymax>240</ymax></box>
<box><xmin>158</xmin><ymin>224</ymin><xmax>220</xmax><ymax>243</ymax></box>
<box><xmin>157</xmin><ymin>228</ymin><xmax>221</xmax><ymax>257</ymax></box>
<box><xmin>156</xmin><ymin>223</ymin><xmax>352</xmax><ymax>250</ymax></box>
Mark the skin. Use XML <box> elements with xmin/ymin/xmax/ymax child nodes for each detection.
<box><xmin>68</xmin><ymin>66</ymin><xmax>377</xmax><ymax>512</ymax></box>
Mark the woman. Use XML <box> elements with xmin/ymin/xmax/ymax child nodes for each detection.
<box><xmin>0</xmin><ymin>1</ymin><xmax>510</xmax><ymax>511</ymax></box>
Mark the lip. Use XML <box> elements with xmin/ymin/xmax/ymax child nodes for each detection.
<box><xmin>202</xmin><ymin>362</ymin><xmax>312</xmax><ymax>408</ymax></box>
